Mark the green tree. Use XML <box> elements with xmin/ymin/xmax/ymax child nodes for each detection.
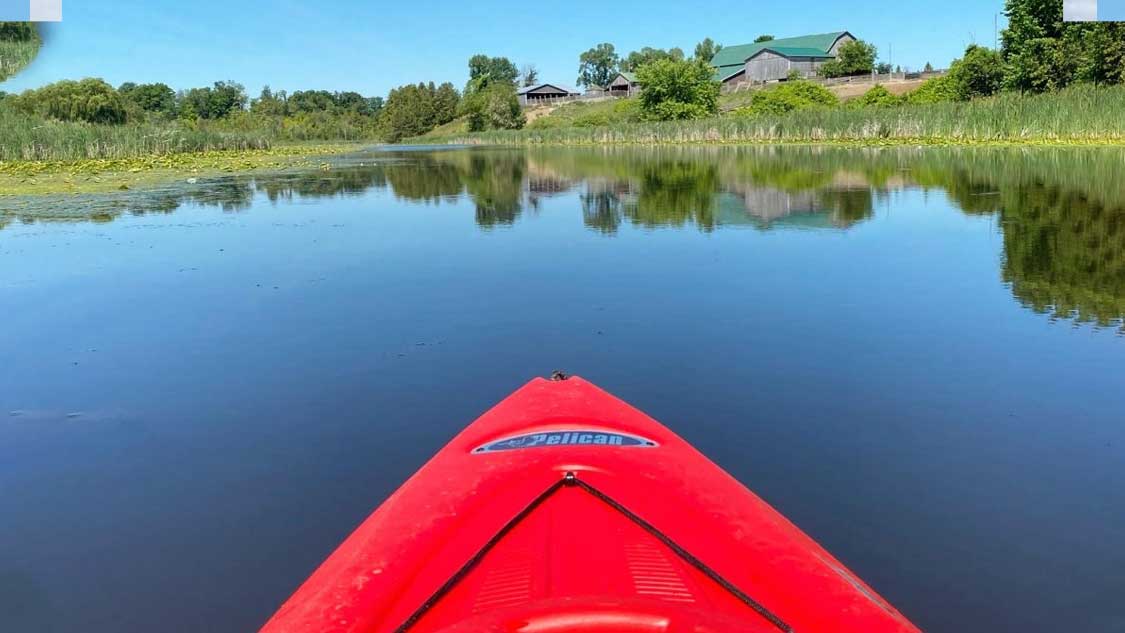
<box><xmin>463</xmin><ymin>83</ymin><xmax>525</xmax><ymax>132</ymax></box>
<box><xmin>381</xmin><ymin>83</ymin><xmax>436</xmax><ymax>142</ymax></box>
<box><xmin>876</xmin><ymin>62</ymin><xmax>893</xmax><ymax>74</ymax></box>
<box><xmin>1004</xmin><ymin>37</ymin><xmax>1063</xmax><ymax>92</ymax></box>
<box><xmin>12</xmin><ymin>78</ymin><xmax>128</xmax><ymax>124</ymax></box>
<box><xmin>366</xmin><ymin>96</ymin><xmax>386</xmax><ymax>116</ymax></box>
<box><xmin>998</xmin><ymin>0</ymin><xmax>1104</xmax><ymax>92</ymax></box>
<box><xmin>432</xmin><ymin>82</ymin><xmax>461</xmax><ymax>124</ymax></box>
<box><xmin>333</xmin><ymin>91</ymin><xmax>382</xmax><ymax>116</ymax></box>
<box><xmin>693</xmin><ymin>38</ymin><xmax>723</xmax><ymax>62</ymax></box>
<box><xmin>1001</xmin><ymin>0</ymin><xmax>1063</xmax><ymax>56</ymax></box>
<box><xmin>577</xmin><ymin>43</ymin><xmax>619</xmax><ymax>88</ymax></box>
<box><xmin>621</xmin><ymin>47</ymin><xmax>685</xmax><ymax>72</ymax></box>
<box><xmin>287</xmin><ymin>90</ymin><xmax>337</xmax><ymax>113</ymax></box>
<box><xmin>949</xmin><ymin>45</ymin><xmax>1004</xmax><ymax>99</ymax></box>
<box><xmin>119</xmin><ymin>82</ymin><xmax>176</xmax><ymax>116</ymax></box>
<box><xmin>251</xmin><ymin>86</ymin><xmax>288</xmax><ymax>116</ymax></box>
<box><xmin>820</xmin><ymin>40</ymin><xmax>877</xmax><ymax>77</ymax></box>
<box><xmin>178</xmin><ymin>81</ymin><xmax>247</xmax><ymax>119</ymax></box>
<box><xmin>754</xmin><ymin>34</ymin><xmax>775</xmax><ymax>43</ymax></box>
<box><xmin>635</xmin><ymin>58</ymin><xmax>720</xmax><ymax>121</ymax></box>
<box><xmin>924</xmin><ymin>61</ymin><xmax>935</xmax><ymax>72</ymax></box>
<box><xmin>1068</xmin><ymin>23</ymin><xmax>1125</xmax><ymax>85</ymax></box>
<box><xmin>466</xmin><ymin>54</ymin><xmax>519</xmax><ymax>92</ymax></box>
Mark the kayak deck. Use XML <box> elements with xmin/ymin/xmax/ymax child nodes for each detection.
<box><xmin>401</xmin><ymin>473</ymin><xmax>784</xmax><ymax>633</ymax></box>
<box><xmin>260</xmin><ymin>376</ymin><xmax>919</xmax><ymax>633</ymax></box>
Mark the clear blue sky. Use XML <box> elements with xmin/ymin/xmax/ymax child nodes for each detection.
<box><xmin>1103</xmin><ymin>0</ymin><xmax>1125</xmax><ymax>19</ymax></box>
<box><xmin>4</xmin><ymin>0</ymin><xmax>1007</xmax><ymax>97</ymax></box>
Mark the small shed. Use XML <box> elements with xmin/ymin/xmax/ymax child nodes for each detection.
<box><xmin>607</xmin><ymin>72</ymin><xmax>640</xmax><ymax>97</ymax></box>
<box><xmin>518</xmin><ymin>83</ymin><xmax>581</xmax><ymax>106</ymax></box>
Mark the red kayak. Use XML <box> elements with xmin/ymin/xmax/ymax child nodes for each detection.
<box><xmin>261</xmin><ymin>375</ymin><xmax>920</xmax><ymax>633</ymax></box>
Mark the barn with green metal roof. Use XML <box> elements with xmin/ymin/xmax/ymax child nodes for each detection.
<box><xmin>607</xmin><ymin>71</ymin><xmax>641</xmax><ymax>97</ymax></box>
<box><xmin>711</xmin><ymin>31</ymin><xmax>855</xmax><ymax>85</ymax></box>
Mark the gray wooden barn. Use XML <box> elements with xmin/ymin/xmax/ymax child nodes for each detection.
<box><xmin>710</xmin><ymin>31</ymin><xmax>856</xmax><ymax>85</ymax></box>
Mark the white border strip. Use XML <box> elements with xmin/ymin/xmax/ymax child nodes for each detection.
<box><xmin>1064</xmin><ymin>0</ymin><xmax>1098</xmax><ymax>21</ymax></box>
<box><xmin>30</xmin><ymin>0</ymin><xmax>62</xmax><ymax>21</ymax></box>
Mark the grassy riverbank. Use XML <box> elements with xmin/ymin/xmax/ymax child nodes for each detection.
<box><xmin>417</xmin><ymin>85</ymin><xmax>1125</xmax><ymax>146</ymax></box>
<box><xmin>0</xmin><ymin>143</ymin><xmax>367</xmax><ymax>195</ymax></box>
<box><xmin>0</xmin><ymin>107</ymin><xmax>278</xmax><ymax>162</ymax></box>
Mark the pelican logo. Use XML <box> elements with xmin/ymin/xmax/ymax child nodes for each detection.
<box><xmin>473</xmin><ymin>431</ymin><xmax>657</xmax><ymax>453</ymax></box>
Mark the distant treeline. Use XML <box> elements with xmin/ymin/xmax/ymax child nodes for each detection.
<box><xmin>5</xmin><ymin>0</ymin><xmax>1123</xmax><ymax>155</ymax></box>
<box><xmin>0</xmin><ymin>78</ymin><xmax>387</xmax><ymax>138</ymax></box>
<box><xmin>0</xmin><ymin>51</ymin><xmax>538</xmax><ymax>157</ymax></box>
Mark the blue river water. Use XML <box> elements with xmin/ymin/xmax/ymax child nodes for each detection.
<box><xmin>1</xmin><ymin>146</ymin><xmax>1123</xmax><ymax>633</ymax></box>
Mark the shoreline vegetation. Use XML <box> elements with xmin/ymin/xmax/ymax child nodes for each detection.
<box><xmin>416</xmin><ymin>84</ymin><xmax>1125</xmax><ymax>146</ymax></box>
<box><xmin>0</xmin><ymin>143</ymin><xmax>368</xmax><ymax>195</ymax></box>
<box><xmin>0</xmin><ymin>22</ymin><xmax>40</xmax><ymax>83</ymax></box>
<box><xmin>3</xmin><ymin>0</ymin><xmax>1125</xmax><ymax>195</ymax></box>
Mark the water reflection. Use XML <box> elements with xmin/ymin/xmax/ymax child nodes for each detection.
<box><xmin>2</xmin><ymin>145</ymin><xmax>1123</xmax><ymax>332</ymax></box>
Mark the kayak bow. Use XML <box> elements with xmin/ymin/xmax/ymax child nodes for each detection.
<box><xmin>260</xmin><ymin>375</ymin><xmax>920</xmax><ymax>633</ymax></box>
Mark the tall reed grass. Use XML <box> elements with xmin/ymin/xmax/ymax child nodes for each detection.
<box><xmin>421</xmin><ymin>85</ymin><xmax>1125</xmax><ymax>146</ymax></box>
<box><xmin>0</xmin><ymin>108</ymin><xmax>272</xmax><ymax>161</ymax></box>
<box><xmin>0</xmin><ymin>23</ymin><xmax>40</xmax><ymax>82</ymax></box>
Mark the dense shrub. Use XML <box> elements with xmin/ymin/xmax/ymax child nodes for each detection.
<box><xmin>380</xmin><ymin>82</ymin><xmax>461</xmax><ymax>141</ymax></box>
<box><xmin>905</xmin><ymin>75</ymin><xmax>959</xmax><ymax>104</ymax></box>
<box><xmin>119</xmin><ymin>82</ymin><xmax>177</xmax><ymax>117</ymax></box>
<box><xmin>635</xmin><ymin>58</ymin><xmax>720</xmax><ymax>121</ymax></box>
<box><xmin>463</xmin><ymin>84</ymin><xmax>524</xmax><ymax>132</ymax></box>
<box><xmin>820</xmin><ymin>40</ymin><xmax>877</xmax><ymax>78</ymax></box>
<box><xmin>11</xmin><ymin>79</ymin><xmax>128</xmax><ymax>124</ymax></box>
<box><xmin>178</xmin><ymin>81</ymin><xmax>248</xmax><ymax>120</ymax></box>
<box><xmin>736</xmin><ymin>80</ymin><xmax>838</xmax><ymax>116</ymax></box>
<box><xmin>1002</xmin><ymin>0</ymin><xmax>1125</xmax><ymax>92</ymax></box>
<box><xmin>948</xmin><ymin>45</ymin><xmax>1004</xmax><ymax>100</ymax></box>
<box><xmin>848</xmin><ymin>85</ymin><xmax>902</xmax><ymax>109</ymax></box>
<box><xmin>611</xmin><ymin>98</ymin><xmax>643</xmax><ymax>122</ymax></box>
<box><xmin>573</xmin><ymin>110</ymin><xmax>611</xmax><ymax>127</ymax></box>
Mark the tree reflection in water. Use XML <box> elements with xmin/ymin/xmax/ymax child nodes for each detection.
<box><xmin>3</xmin><ymin>146</ymin><xmax>1122</xmax><ymax>332</ymax></box>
